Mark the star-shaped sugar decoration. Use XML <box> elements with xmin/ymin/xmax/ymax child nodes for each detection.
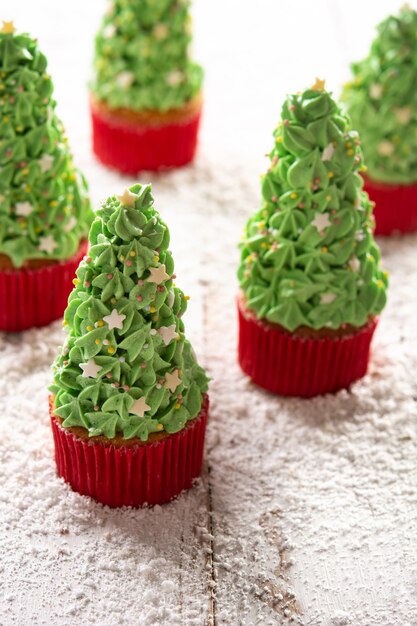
<box><xmin>349</xmin><ymin>256</ymin><xmax>360</xmax><ymax>272</ymax></box>
<box><xmin>369</xmin><ymin>84</ymin><xmax>382</xmax><ymax>99</ymax></box>
<box><xmin>129</xmin><ymin>397</ymin><xmax>151</xmax><ymax>418</ymax></box>
<box><xmin>166</xmin><ymin>70</ymin><xmax>184</xmax><ymax>86</ymax></box>
<box><xmin>15</xmin><ymin>202</ymin><xmax>33</xmax><ymax>217</ymax></box>
<box><xmin>1</xmin><ymin>21</ymin><xmax>15</xmax><ymax>34</ymax></box>
<box><xmin>103</xmin><ymin>24</ymin><xmax>116</xmax><ymax>38</ymax></box>
<box><xmin>103</xmin><ymin>308</ymin><xmax>126</xmax><ymax>330</ymax></box>
<box><xmin>39</xmin><ymin>154</ymin><xmax>54</xmax><ymax>173</ymax></box>
<box><xmin>63</xmin><ymin>216</ymin><xmax>77</xmax><ymax>233</ymax></box>
<box><xmin>311</xmin><ymin>77</ymin><xmax>326</xmax><ymax>92</ymax></box>
<box><xmin>320</xmin><ymin>293</ymin><xmax>336</xmax><ymax>305</ymax></box>
<box><xmin>147</xmin><ymin>264</ymin><xmax>169</xmax><ymax>285</ymax></box>
<box><xmin>116</xmin><ymin>188</ymin><xmax>138</xmax><ymax>207</ymax></box>
<box><xmin>153</xmin><ymin>23</ymin><xmax>168</xmax><ymax>39</ymax></box>
<box><xmin>312</xmin><ymin>212</ymin><xmax>331</xmax><ymax>233</ymax></box>
<box><xmin>80</xmin><ymin>358</ymin><xmax>102</xmax><ymax>379</ymax></box>
<box><xmin>116</xmin><ymin>71</ymin><xmax>134</xmax><ymax>89</ymax></box>
<box><xmin>378</xmin><ymin>140</ymin><xmax>394</xmax><ymax>156</ymax></box>
<box><xmin>321</xmin><ymin>143</ymin><xmax>335</xmax><ymax>162</ymax></box>
<box><xmin>158</xmin><ymin>324</ymin><xmax>179</xmax><ymax>346</ymax></box>
<box><xmin>394</xmin><ymin>106</ymin><xmax>412</xmax><ymax>125</ymax></box>
<box><xmin>165</xmin><ymin>369</ymin><xmax>181</xmax><ymax>393</ymax></box>
<box><xmin>38</xmin><ymin>235</ymin><xmax>58</xmax><ymax>254</ymax></box>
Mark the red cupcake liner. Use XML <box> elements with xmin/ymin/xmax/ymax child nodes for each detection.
<box><xmin>91</xmin><ymin>101</ymin><xmax>202</xmax><ymax>174</ymax></box>
<box><xmin>50</xmin><ymin>395</ymin><xmax>209</xmax><ymax>508</ymax></box>
<box><xmin>0</xmin><ymin>242</ymin><xmax>87</xmax><ymax>332</ymax></box>
<box><xmin>363</xmin><ymin>175</ymin><xmax>417</xmax><ymax>236</ymax></box>
<box><xmin>237</xmin><ymin>300</ymin><xmax>377</xmax><ymax>398</ymax></box>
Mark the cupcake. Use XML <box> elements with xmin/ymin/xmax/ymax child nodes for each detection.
<box><xmin>237</xmin><ymin>80</ymin><xmax>388</xmax><ymax>398</ymax></box>
<box><xmin>90</xmin><ymin>0</ymin><xmax>203</xmax><ymax>174</ymax></box>
<box><xmin>342</xmin><ymin>5</ymin><xmax>417</xmax><ymax>235</ymax></box>
<box><xmin>49</xmin><ymin>183</ymin><xmax>209</xmax><ymax>507</ymax></box>
<box><xmin>0</xmin><ymin>23</ymin><xmax>93</xmax><ymax>331</ymax></box>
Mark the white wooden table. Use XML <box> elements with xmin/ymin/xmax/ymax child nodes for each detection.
<box><xmin>1</xmin><ymin>2</ymin><xmax>416</xmax><ymax>624</ymax></box>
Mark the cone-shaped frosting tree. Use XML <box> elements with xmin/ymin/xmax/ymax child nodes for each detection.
<box><xmin>51</xmin><ymin>184</ymin><xmax>208</xmax><ymax>442</ymax></box>
<box><xmin>91</xmin><ymin>0</ymin><xmax>203</xmax><ymax>112</ymax></box>
<box><xmin>342</xmin><ymin>4</ymin><xmax>417</xmax><ymax>184</ymax></box>
<box><xmin>238</xmin><ymin>81</ymin><xmax>388</xmax><ymax>333</ymax></box>
<box><xmin>0</xmin><ymin>23</ymin><xmax>92</xmax><ymax>268</ymax></box>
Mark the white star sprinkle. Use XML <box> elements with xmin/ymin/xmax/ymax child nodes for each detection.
<box><xmin>349</xmin><ymin>256</ymin><xmax>361</xmax><ymax>272</ymax></box>
<box><xmin>80</xmin><ymin>358</ymin><xmax>102</xmax><ymax>378</ymax></box>
<box><xmin>63</xmin><ymin>216</ymin><xmax>77</xmax><ymax>233</ymax></box>
<box><xmin>39</xmin><ymin>154</ymin><xmax>54</xmax><ymax>173</ymax></box>
<box><xmin>147</xmin><ymin>264</ymin><xmax>169</xmax><ymax>285</ymax></box>
<box><xmin>129</xmin><ymin>397</ymin><xmax>151</xmax><ymax>417</ymax></box>
<box><xmin>116</xmin><ymin>188</ymin><xmax>138</xmax><ymax>207</ymax></box>
<box><xmin>369</xmin><ymin>84</ymin><xmax>382</xmax><ymax>99</ymax></box>
<box><xmin>15</xmin><ymin>202</ymin><xmax>33</xmax><ymax>217</ymax></box>
<box><xmin>378</xmin><ymin>140</ymin><xmax>394</xmax><ymax>156</ymax></box>
<box><xmin>166</xmin><ymin>70</ymin><xmax>184</xmax><ymax>86</ymax></box>
<box><xmin>103</xmin><ymin>24</ymin><xmax>116</xmax><ymax>38</ymax></box>
<box><xmin>116</xmin><ymin>71</ymin><xmax>134</xmax><ymax>89</ymax></box>
<box><xmin>153</xmin><ymin>23</ymin><xmax>168</xmax><ymax>39</ymax></box>
<box><xmin>320</xmin><ymin>293</ymin><xmax>336</xmax><ymax>304</ymax></box>
<box><xmin>165</xmin><ymin>369</ymin><xmax>181</xmax><ymax>393</ymax></box>
<box><xmin>311</xmin><ymin>212</ymin><xmax>331</xmax><ymax>232</ymax></box>
<box><xmin>321</xmin><ymin>143</ymin><xmax>335</xmax><ymax>162</ymax></box>
<box><xmin>158</xmin><ymin>324</ymin><xmax>179</xmax><ymax>346</ymax></box>
<box><xmin>394</xmin><ymin>106</ymin><xmax>412</xmax><ymax>125</ymax></box>
<box><xmin>103</xmin><ymin>309</ymin><xmax>126</xmax><ymax>330</ymax></box>
<box><xmin>38</xmin><ymin>235</ymin><xmax>58</xmax><ymax>254</ymax></box>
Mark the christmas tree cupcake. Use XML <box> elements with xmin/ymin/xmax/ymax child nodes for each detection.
<box><xmin>49</xmin><ymin>183</ymin><xmax>209</xmax><ymax>507</ymax></box>
<box><xmin>90</xmin><ymin>0</ymin><xmax>203</xmax><ymax>174</ymax></box>
<box><xmin>237</xmin><ymin>81</ymin><xmax>388</xmax><ymax>398</ymax></box>
<box><xmin>0</xmin><ymin>23</ymin><xmax>93</xmax><ymax>331</ymax></box>
<box><xmin>342</xmin><ymin>5</ymin><xmax>417</xmax><ymax>235</ymax></box>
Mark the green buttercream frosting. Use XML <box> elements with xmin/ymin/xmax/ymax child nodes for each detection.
<box><xmin>238</xmin><ymin>84</ymin><xmax>388</xmax><ymax>332</ymax></box>
<box><xmin>50</xmin><ymin>183</ymin><xmax>209</xmax><ymax>441</ymax></box>
<box><xmin>342</xmin><ymin>5</ymin><xmax>417</xmax><ymax>184</ymax></box>
<box><xmin>0</xmin><ymin>28</ymin><xmax>93</xmax><ymax>268</ymax></box>
<box><xmin>91</xmin><ymin>0</ymin><xmax>203</xmax><ymax>112</ymax></box>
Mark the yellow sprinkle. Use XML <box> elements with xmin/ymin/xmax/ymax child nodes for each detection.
<box><xmin>347</xmin><ymin>149</ymin><xmax>354</xmax><ymax>157</ymax></box>
<box><xmin>62</xmin><ymin>320</ymin><xmax>68</xmax><ymax>326</ymax></box>
<box><xmin>72</xmin><ymin>278</ymin><xmax>79</xmax><ymax>286</ymax></box>
<box><xmin>108</xmin><ymin>347</ymin><xmax>116</xmax><ymax>354</ymax></box>
<box><xmin>360</xmin><ymin>165</ymin><xmax>367</xmax><ymax>172</ymax></box>
<box><xmin>327</xmin><ymin>172</ymin><xmax>334</xmax><ymax>178</ymax></box>
<box><xmin>95</xmin><ymin>339</ymin><xmax>101</xmax><ymax>345</ymax></box>
<box><xmin>15</xmin><ymin>126</ymin><xmax>23</xmax><ymax>132</ymax></box>
<box><xmin>21</xmin><ymin>168</ymin><xmax>29</xmax><ymax>175</ymax></box>
<box><xmin>290</xmin><ymin>192</ymin><xmax>298</xmax><ymax>199</ymax></box>
<box><xmin>153</xmin><ymin>255</ymin><xmax>159</xmax><ymax>262</ymax></box>
<box><xmin>49</xmin><ymin>200</ymin><xmax>58</xmax><ymax>207</ymax></box>
<box><xmin>111</xmin><ymin>298</ymin><xmax>116</xmax><ymax>304</ymax></box>
<box><xmin>261</xmin><ymin>242</ymin><xmax>268</xmax><ymax>248</ymax></box>
<box><xmin>345</xmin><ymin>142</ymin><xmax>352</xmax><ymax>148</ymax></box>
<box><xmin>175</xmin><ymin>403</ymin><xmax>181</xmax><ymax>410</ymax></box>
<box><xmin>156</xmin><ymin>424</ymin><xmax>164</xmax><ymax>431</ymax></box>
<box><xmin>326</xmin><ymin>195</ymin><xmax>331</xmax><ymax>201</ymax></box>
<box><xmin>120</xmin><ymin>255</ymin><xmax>125</xmax><ymax>261</ymax></box>
<box><xmin>321</xmin><ymin>246</ymin><xmax>328</xmax><ymax>253</ymax></box>
<box><xmin>149</xmin><ymin>306</ymin><xmax>156</xmax><ymax>313</ymax></box>
<box><xmin>383</xmin><ymin>271</ymin><xmax>389</xmax><ymax>278</ymax></box>
<box><xmin>129</xmin><ymin>251</ymin><xmax>136</xmax><ymax>257</ymax></box>
<box><xmin>185</xmin><ymin>296</ymin><xmax>190</xmax><ymax>301</ymax></box>
<box><xmin>69</xmin><ymin>174</ymin><xmax>76</xmax><ymax>181</ymax></box>
<box><xmin>276</xmin><ymin>136</ymin><xmax>283</xmax><ymax>143</ymax></box>
<box><xmin>376</xmin><ymin>280</ymin><xmax>384</xmax><ymax>288</ymax></box>
<box><xmin>24</xmin><ymin>185</ymin><xmax>31</xmax><ymax>192</ymax></box>
<box><xmin>87</xmin><ymin>325</ymin><xmax>93</xmax><ymax>331</ymax></box>
<box><xmin>97</xmin><ymin>320</ymin><xmax>105</xmax><ymax>327</ymax></box>
<box><xmin>3</xmin><ymin>115</ymin><xmax>9</xmax><ymax>122</ymax></box>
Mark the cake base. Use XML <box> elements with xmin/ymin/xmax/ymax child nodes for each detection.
<box><xmin>0</xmin><ymin>241</ymin><xmax>87</xmax><ymax>332</ymax></box>
<box><xmin>237</xmin><ymin>299</ymin><xmax>377</xmax><ymax>398</ymax></box>
<box><xmin>363</xmin><ymin>175</ymin><xmax>417</xmax><ymax>236</ymax></box>
<box><xmin>50</xmin><ymin>395</ymin><xmax>209</xmax><ymax>508</ymax></box>
<box><xmin>90</xmin><ymin>96</ymin><xmax>202</xmax><ymax>174</ymax></box>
